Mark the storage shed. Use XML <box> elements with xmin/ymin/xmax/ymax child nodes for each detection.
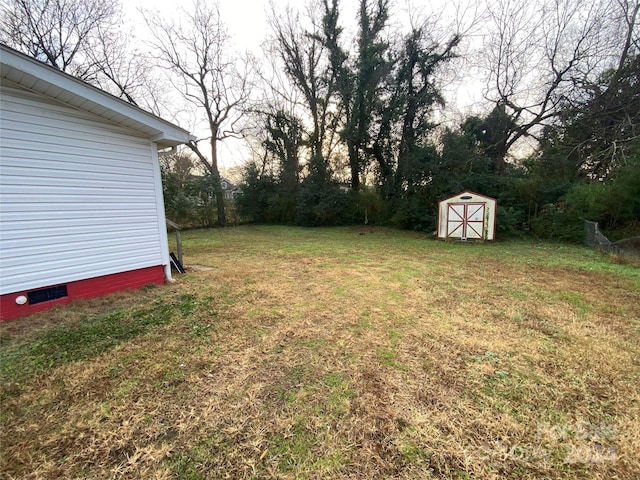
<box><xmin>437</xmin><ymin>190</ymin><xmax>497</xmax><ymax>241</ymax></box>
<box><xmin>0</xmin><ymin>44</ymin><xmax>195</xmax><ymax>320</ymax></box>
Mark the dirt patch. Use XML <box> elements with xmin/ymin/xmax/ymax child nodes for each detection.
<box><xmin>186</xmin><ymin>264</ymin><xmax>215</xmax><ymax>271</ymax></box>
<box><xmin>352</xmin><ymin>225</ymin><xmax>380</xmax><ymax>235</ymax></box>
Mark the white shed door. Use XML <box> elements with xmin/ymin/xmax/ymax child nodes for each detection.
<box><xmin>447</xmin><ymin>203</ymin><xmax>485</xmax><ymax>239</ymax></box>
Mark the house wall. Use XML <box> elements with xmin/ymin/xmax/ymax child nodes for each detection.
<box><xmin>0</xmin><ymin>84</ymin><xmax>169</xmax><ymax>319</ymax></box>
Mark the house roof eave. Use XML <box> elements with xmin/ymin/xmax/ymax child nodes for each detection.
<box><xmin>0</xmin><ymin>44</ymin><xmax>195</xmax><ymax>147</ymax></box>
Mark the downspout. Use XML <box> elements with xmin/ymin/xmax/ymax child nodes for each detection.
<box><xmin>156</xmin><ymin>138</ymin><xmax>194</xmax><ymax>281</ymax></box>
<box><xmin>150</xmin><ymin>143</ymin><xmax>173</xmax><ymax>283</ymax></box>
<box><xmin>158</xmin><ymin>146</ymin><xmax>178</xmax><ymax>282</ymax></box>
<box><xmin>164</xmin><ymin>263</ymin><xmax>174</xmax><ymax>283</ymax></box>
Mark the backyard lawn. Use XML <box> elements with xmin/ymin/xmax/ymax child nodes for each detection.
<box><xmin>1</xmin><ymin>226</ymin><xmax>639</xmax><ymax>479</ymax></box>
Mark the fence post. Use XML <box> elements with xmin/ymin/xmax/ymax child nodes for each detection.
<box><xmin>165</xmin><ymin>219</ymin><xmax>183</xmax><ymax>266</ymax></box>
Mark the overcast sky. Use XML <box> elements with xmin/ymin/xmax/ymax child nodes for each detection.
<box><xmin>122</xmin><ymin>0</ymin><xmax>484</xmax><ymax>169</ymax></box>
<box><xmin>125</xmin><ymin>0</ymin><xmax>358</xmax><ymax>52</ymax></box>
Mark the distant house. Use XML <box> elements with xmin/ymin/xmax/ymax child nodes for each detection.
<box><xmin>188</xmin><ymin>175</ymin><xmax>236</xmax><ymax>202</ymax></box>
<box><xmin>220</xmin><ymin>177</ymin><xmax>237</xmax><ymax>199</ymax></box>
<box><xmin>437</xmin><ymin>190</ymin><xmax>497</xmax><ymax>241</ymax></box>
<box><xmin>0</xmin><ymin>44</ymin><xmax>195</xmax><ymax>320</ymax></box>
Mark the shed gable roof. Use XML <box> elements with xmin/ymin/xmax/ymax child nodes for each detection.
<box><xmin>0</xmin><ymin>44</ymin><xmax>194</xmax><ymax>148</ymax></box>
<box><xmin>439</xmin><ymin>190</ymin><xmax>497</xmax><ymax>204</ymax></box>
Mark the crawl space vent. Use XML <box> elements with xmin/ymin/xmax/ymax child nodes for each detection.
<box><xmin>28</xmin><ymin>285</ymin><xmax>68</xmax><ymax>304</ymax></box>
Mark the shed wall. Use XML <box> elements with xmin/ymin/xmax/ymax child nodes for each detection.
<box><xmin>0</xmin><ymin>84</ymin><xmax>166</xmax><ymax>295</ymax></box>
<box><xmin>437</xmin><ymin>191</ymin><xmax>497</xmax><ymax>240</ymax></box>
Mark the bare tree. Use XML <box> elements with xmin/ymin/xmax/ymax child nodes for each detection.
<box><xmin>0</xmin><ymin>0</ymin><xmax>165</xmax><ymax>109</ymax></box>
<box><xmin>597</xmin><ymin>0</ymin><xmax>639</xmax><ymax>84</ymax></box>
<box><xmin>479</xmin><ymin>0</ymin><xmax>627</xmax><ymax>171</ymax></box>
<box><xmin>554</xmin><ymin>0</ymin><xmax>640</xmax><ymax>179</ymax></box>
<box><xmin>0</xmin><ymin>0</ymin><xmax>119</xmax><ymax>78</ymax></box>
<box><xmin>86</xmin><ymin>28</ymin><xmax>148</xmax><ymax>107</ymax></box>
<box><xmin>146</xmin><ymin>0</ymin><xmax>253</xmax><ymax>227</ymax></box>
<box><xmin>268</xmin><ymin>1</ymin><xmax>344</xmax><ymax>181</ymax></box>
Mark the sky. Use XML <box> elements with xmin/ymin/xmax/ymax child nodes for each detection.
<box><xmin>123</xmin><ymin>0</ymin><xmax>320</xmax><ymax>169</ymax></box>
<box><xmin>125</xmin><ymin>0</ymin><xmax>472</xmax><ymax>61</ymax></box>
<box><xmin>125</xmin><ymin>0</ymin><xmax>357</xmax><ymax>54</ymax></box>
<box><xmin>122</xmin><ymin>0</ymin><xmax>484</xmax><ymax>169</ymax></box>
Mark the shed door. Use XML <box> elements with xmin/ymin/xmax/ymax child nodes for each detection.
<box><xmin>446</xmin><ymin>203</ymin><xmax>485</xmax><ymax>239</ymax></box>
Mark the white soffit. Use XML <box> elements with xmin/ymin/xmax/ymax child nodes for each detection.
<box><xmin>0</xmin><ymin>44</ymin><xmax>195</xmax><ymax>148</ymax></box>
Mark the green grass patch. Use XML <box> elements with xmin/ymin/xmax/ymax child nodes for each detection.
<box><xmin>0</xmin><ymin>294</ymin><xmax>198</xmax><ymax>394</ymax></box>
<box><xmin>1</xmin><ymin>226</ymin><xmax>638</xmax><ymax>479</ymax></box>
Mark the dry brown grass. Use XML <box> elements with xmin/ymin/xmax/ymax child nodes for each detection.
<box><xmin>1</xmin><ymin>226</ymin><xmax>639</xmax><ymax>479</ymax></box>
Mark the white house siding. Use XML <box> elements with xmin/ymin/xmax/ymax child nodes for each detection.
<box><xmin>0</xmin><ymin>84</ymin><xmax>166</xmax><ymax>295</ymax></box>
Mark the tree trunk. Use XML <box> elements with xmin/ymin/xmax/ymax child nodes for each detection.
<box><xmin>187</xmin><ymin>139</ymin><xmax>227</xmax><ymax>227</ymax></box>
<box><xmin>210</xmin><ymin>137</ymin><xmax>227</xmax><ymax>227</ymax></box>
<box><xmin>348</xmin><ymin>142</ymin><xmax>360</xmax><ymax>190</ymax></box>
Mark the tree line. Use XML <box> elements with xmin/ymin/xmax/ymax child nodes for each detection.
<box><xmin>2</xmin><ymin>0</ymin><xmax>638</xmax><ymax>240</ymax></box>
<box><xmin>237</xmin><ymin>0</ymin><xmax>639</xmax><ymax>241</ymax></box>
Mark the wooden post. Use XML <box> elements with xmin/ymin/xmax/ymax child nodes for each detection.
<box><xmin>165</xmin><ymin>219</ymin><xmax>183</xmax><ymax>266</ymax></box>
<box><xmin>175</xmin><ymin>229</ymin><xmax>183</xmax><ymax>265</ymax></box>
